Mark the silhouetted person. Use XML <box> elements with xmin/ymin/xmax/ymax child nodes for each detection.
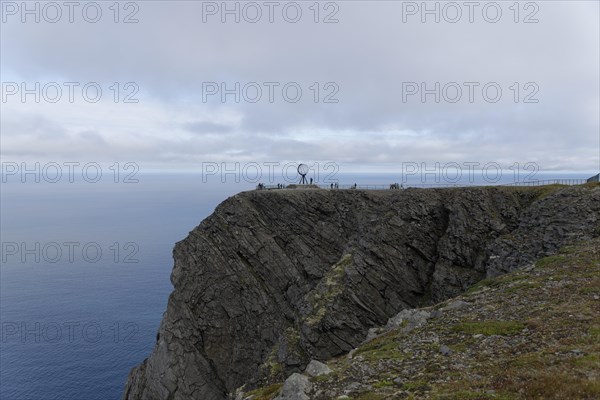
<box><xmin>310</xmin><ymin>178</ymin><xmax>313</xmax><ymax>184</ymax></box>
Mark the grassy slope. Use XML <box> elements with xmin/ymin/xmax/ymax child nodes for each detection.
<box><xmin>250</xmin><ymin>236</ymin><xmax>600</xmax><ymax>400</ymax></box>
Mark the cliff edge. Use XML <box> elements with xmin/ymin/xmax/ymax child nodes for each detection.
<box><xmin>123</xmin><ymin>185</ymin><xmax>600</xmax><ymax>400</ymax></box>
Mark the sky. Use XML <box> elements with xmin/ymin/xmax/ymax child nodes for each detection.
<box><xmin>1</xmin><ymin>0</ymin><xmax>599</xmax><ymax>173</ymax></box>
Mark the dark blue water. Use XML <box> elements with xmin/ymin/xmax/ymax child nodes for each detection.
<box><xmin>0</xmin><ymin>174</ymin><xmax>254</xmax><ymax>400</ymax></box>
<box><xmin>0</xmin><ymin>170</ymin><xmax>592</xmax><ymax>400</ymax></box>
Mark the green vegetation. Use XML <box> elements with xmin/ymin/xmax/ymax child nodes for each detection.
<box><xmin>260</xmin><ymin>343</ymin><xmax>283</xmax><ymax>379</ymax></box>
<box><xmin>372</xmin><ymin>380</ymin><xmax>394</xmax><ymax>389</ymax></box>
<box><xmin>452</xmin><ymin>321</ymin><xmax>525</xmax><ymax>336</ymax></box>
<box><xmin>535</xmin><ymin>254</ymin><xmax>567</xmax><ymax>268</ymax></box>
<box><xmin>245</xmin><ymin>383</ymin><xmax>282</xmax><ymax>400</ymax></box>
<box><xmin>466</xmin><ymin>272</ymin><xmax>527</xmax><ymax>294</ymax></box>
<box><xmin>353</xmin><ymin>330</ymin><xmax>405</xmax><ymax>361</ymax></box>
<box><xmin>305</xmin><ymin>254</ymin><xmax>352</xmax><ymax>326</ymax></box>
<box><xmin>505</xmin><ymin>281</ymin><xmax>541</xmax><ymax>293</ymax></box>
<box><xmin>533</xmin><ymin>184</ymin><xmax>564</xmax><ymax>200</ymax></box>
<box><xmin>354</xmin><ymin>393</ymin><xmax>387</xmax><ymax>400</ymax></box>
<box><xmin>402</xmin><ymin>380</ymin><xmax>431</xmax><ymax>392</ymax></box>
<box><xmin>432</xmin><ymin>390</ymin><xmax>515</xmax><ymax>400</ymax></box>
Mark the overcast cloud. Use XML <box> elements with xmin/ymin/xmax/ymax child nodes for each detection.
<box><xmin>1</xmin><ymin>0</ymin><xmax>599</xmax><ymax>172</ymax></box>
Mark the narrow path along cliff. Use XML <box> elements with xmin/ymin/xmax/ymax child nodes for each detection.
<box><xmin>123</xmin><ymin>184</ymin><xmax>600</xmax><ymax>400</ymax></box>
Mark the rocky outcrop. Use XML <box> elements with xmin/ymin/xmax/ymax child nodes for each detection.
<box><xmin>301</xmin><ymin>237</ymin><xmax>600</xmax><ymax>399</ymax></box>
<box><xmin>123</xmin><ymin>185</ymin><xmax>600</xmax><ymax>400</ymax></box>
<box><xmin>274</xmin><ymin>373</ymin><xmax>311</xmax><ymax>400</ymax></box>
<box><xmin>304</xmin><ymin>360</ymin><xmax>332</xmax><ymax>377</ymax></box>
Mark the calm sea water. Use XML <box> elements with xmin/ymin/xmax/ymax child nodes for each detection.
<box><xmin>0</xmin><ymin>171</ymin><xmax>591</xmax><ymax>400</ymax></box>
<box><xmin>0</xmin><ymin>174</ymin><xmax>254</xmax><ymax>400</ymax></box>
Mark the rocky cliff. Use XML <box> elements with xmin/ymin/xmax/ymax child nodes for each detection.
<box><xmin>123</xmin><ymin>185</ymin><xmax>600</xmax><ymax>400</ymax></box>
<box><xmin>252</xmin><ymin>236</ymin><xmax>600</xmax><ymax>400</ymax></box>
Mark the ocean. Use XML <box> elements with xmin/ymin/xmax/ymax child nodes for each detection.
<box><xmin>0</xmin><ymin>170</ymin><xmax>591</xmax><ymax>400</ymax></box>
<box><xmin>0</xmin><ymin>174</ymin><xmax>254</xmax><ymax>400</ymax></box>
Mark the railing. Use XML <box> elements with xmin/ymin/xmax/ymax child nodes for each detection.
<box><xmin>321</xmin><ymin>183</ymin><xmax>475</xmax><ymax>190</ymax></box>
<box><xmin>500</xmin><ymin>179</ymin><xmax>587</xmax><ymax>187</ymax></box>
<box><xmin>257</xmin><ymin>179</ymin><xmax>589</xmax><ymax>191</ymax></box>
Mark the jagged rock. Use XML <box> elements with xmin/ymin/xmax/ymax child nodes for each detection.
<box><xmin>305</xmin><ymin>360</ymin><xmax>332</xmax><ymax>377</ymax></box>
<box><xmin>123</xmin><ymin>185</ymin><xmax>600</xmax><ymax>400</ymax></box>
<box><xmin>439</xmin><ymin>345</ymin><xmax>453</xmax><ymax>356</ymax></box>
<box><xmin>385</xmin><ymin>309</ymin><xmax>431</xmax><ymax>332</ymax></box>
<box><xmin>570</xmin><ymin>349</ymin><xmax>584</xmax><ymax>357</ymax></box>
<box><xmin>305</xmin><ymin>238</ymin><xmax>600</xmax><ymax>399</ymax></box>
<box><xmin>442</xmin><ymin>300</ymin><xmax>470</xmax><ymax>311</ymax></box>
<box><xmin>342</xmin><ymin>382</ymin><xmax>362</xmax><ymax>395</ymax></box>
<box><xmin>485</xmin><ymin>186</ymin><xmax>600</xmax><ymax>277</ymax></box>
<box><xmin>347</xmin><ymin>349</ymin><xmax>356</xmax><ymax>360</ymax></box>
<box><xmin>364</xmin><ymin>327</ymin><xmax>382</xmax><ymax>342</ymax></box>
<box><xmin>274</xmin><ymin>373</ymin><xmax>312</xmax><ymax>400</ymax></box>
<box><xmin>363</xmin><ymin>309</ymin><xmax>437</xmax><ymax>343</ymax></box>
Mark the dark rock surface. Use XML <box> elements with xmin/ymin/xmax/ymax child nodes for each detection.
<box><xmin>123</xmin><ymin>185</ymin><xmax>600</xmax><ymax>400</ymax></box>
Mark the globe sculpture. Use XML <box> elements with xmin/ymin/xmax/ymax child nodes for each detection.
<box><xmin>298</xmin><ymin>163</ymin><xmax>309</xmax><ymax>185</ymax></box>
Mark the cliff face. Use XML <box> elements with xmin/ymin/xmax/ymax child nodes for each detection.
<box><xmin>123</xmin><ymin>185</ymin><xmax>600</xmax><ymax>400</ymax></box>
<box><xmin>267</xmin><ymin>237</ymin><xmax>600</xmax><ymax>400</ymax></box>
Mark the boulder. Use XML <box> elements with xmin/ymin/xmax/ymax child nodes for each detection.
<box><xmin>305</xmin><ymin>360</ymin><xmax>332</xmax><ymax>377</ymax></box>
<box><xmin>275</xmin><ymin>373</ymin><xmax>312</xmax><ymax>400</ymax></box>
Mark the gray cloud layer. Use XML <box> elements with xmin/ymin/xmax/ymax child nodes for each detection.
<box><xmin>1</xmin><ymin>1</ymin><xmax>599</xmax><ymax>171</ymax></box>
